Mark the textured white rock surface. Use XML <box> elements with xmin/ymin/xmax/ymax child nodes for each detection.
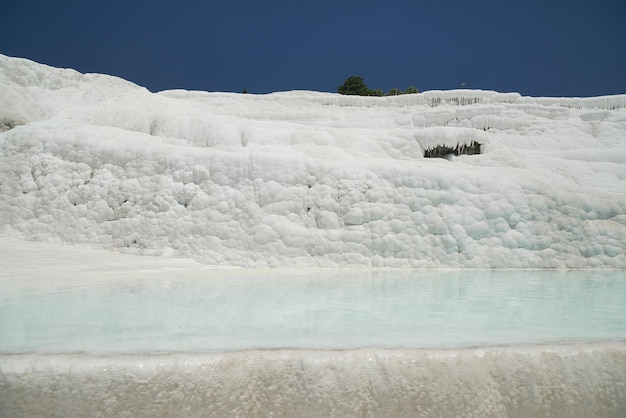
<box><xmin>1</xmin><ymin>54</ymin><xmax>626</xmax><ymax>268</ymax></box>
<box><xmin>2</xmin><ymin>345</ymin><xmax>626</xmax><ymax>418</ymax></box>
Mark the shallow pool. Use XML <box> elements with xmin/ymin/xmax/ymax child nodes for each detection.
<box><xmin>1</xmin><ymin>269</ymin><xmax>624</xmax><ymax>353</ymax></box>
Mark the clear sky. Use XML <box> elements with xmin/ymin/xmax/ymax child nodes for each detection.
<box><xmin>2</xmin><ymin>0</ymin><xmax>625</xmax><ymax>97</ymax></box>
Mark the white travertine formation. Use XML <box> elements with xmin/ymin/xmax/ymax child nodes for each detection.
<box><xmin>2</xmin><ymin>345</ymin><xmax>625</xmax><ymax>418</ymax></box>
<box><xmin>2</xmin><ymin>54</ymin><xmax>625</xmax><ymax>268</ymax></box>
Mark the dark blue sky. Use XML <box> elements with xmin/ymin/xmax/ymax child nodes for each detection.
<box><xmin>2</xmin><ymin>0</ymin><xmax>625</xmax><ymax>96</ymax></box>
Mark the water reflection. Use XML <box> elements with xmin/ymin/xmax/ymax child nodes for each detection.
<box><xmin>1</xmin><ymin>270</ymin><xmax>624</xmax><ymax>353</ymax></box>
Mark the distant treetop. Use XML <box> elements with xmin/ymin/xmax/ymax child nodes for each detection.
<box><xmin>338</xmin><ymin>76</ymin><xmax>370</xmax><ymax>96</ymax></box>
<box><xmin>338</xmin><ymin>76</ymin><xmax>419</xmax><ymax>96</ymax></box>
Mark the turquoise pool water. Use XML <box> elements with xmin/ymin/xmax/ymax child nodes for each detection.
<box><xmin>1</xmin><ymin>269</ymin><xmax>624</xmax><ymax>353</ymax></box>
<box><xmin>1</xmin><ymin>269</ymin><xmax>625</xmax><ymax>417</ymax></box>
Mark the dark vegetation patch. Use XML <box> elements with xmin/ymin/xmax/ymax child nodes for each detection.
<box><xmin>424</xmin><ymin>141</ymin><xmax>481</xmax><ymax>158</ymax></box>
<box><xmin>338</xmin><ymin>76</ymin><xmax>418</xmax><ymax>97</ymax></box>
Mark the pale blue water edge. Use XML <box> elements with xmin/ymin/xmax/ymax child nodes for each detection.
<box><xmin>1</xmin><ymin>269</ymin><xmax>624</xmax><ymax>354</ymax></box>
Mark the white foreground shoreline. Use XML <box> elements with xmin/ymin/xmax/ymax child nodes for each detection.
<box><xmin>2</xmin><ymin>343</ymin><xmax>625</xmax><ymax>417</ymax></box>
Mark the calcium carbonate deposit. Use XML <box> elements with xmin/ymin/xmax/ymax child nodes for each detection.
<box><xmin>2</xmin><ymin>54</ymin><xmax>626</xmax><ymax>268</ymax></box>
<box><xmin>2</xmin><ymin>53</ymin><xmax>626</xmax><ymax>417</ymax></box>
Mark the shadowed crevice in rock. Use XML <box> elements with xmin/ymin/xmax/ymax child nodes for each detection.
<box><xmin>0</xmin><ymin>118</ymin><xmax>23</xmax><ymax>133</ymax></box>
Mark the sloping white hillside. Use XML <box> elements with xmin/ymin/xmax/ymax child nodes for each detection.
<box><xmin>1</xmin><ymin>54</ymin><xmax>625</xmax><ymax>268</ymax></box>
